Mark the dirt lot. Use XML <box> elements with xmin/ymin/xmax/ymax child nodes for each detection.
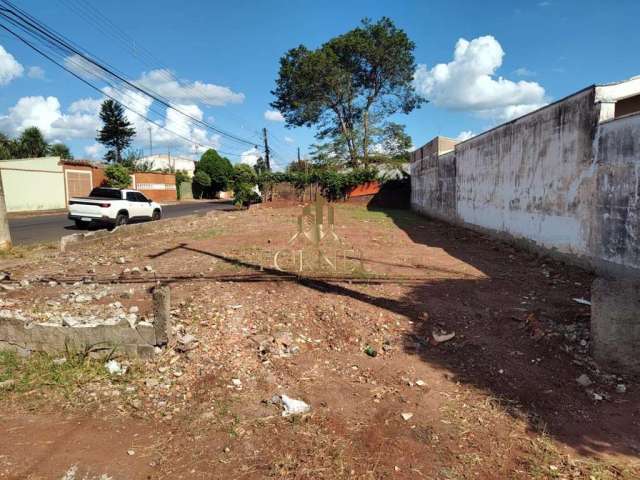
<box><xmin>0</xmin><ymin>203</ymin><xmax>638</xmax><ymax>479</ymax></box>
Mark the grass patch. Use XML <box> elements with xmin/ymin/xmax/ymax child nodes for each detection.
<box><xmin>0</xmin><ymin>350</ymin><xmax>115</xmax><ymax>397</ymax></box>
<box><xmin>523</xmin><ymin>434</ymin><xmax>639</xmax><ymax>479</ymax></box>
<box><xmin>0</xmin><ymin>242</ymin><xmax>58</xmax><ymax>260</ymax></box>
<box><xmin>338</xmin><ymin>205</ymin><xmax>420</xmax><ymax>227</ymax></box>
<box><xmin>192</xmin><ymin>227</ymin><xmax>223</xmax><ymax>240</ymax></box>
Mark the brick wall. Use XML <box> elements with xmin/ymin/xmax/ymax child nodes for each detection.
<box><xmin>132</xmin><ymin>172</ymin><xmax>177</xmax><ymax>202</ymax></box>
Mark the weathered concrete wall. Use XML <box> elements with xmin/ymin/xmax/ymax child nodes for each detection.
<box><xmin>410</xmin><ymin>83</ymin><xmax>640</xmax><ymax>276</ymax></box>
<box><xmin>410</xmin><ymin>137</ymin><xmax>457</xmax><ymax>221</ymax></box>
<box><xmin>592</xmin><ymin>113</ymin><xmax>640</xmax><ymax>270</ymax></box>
<box><xmin>455</xmin><ymin>88</ymin><xmax>599</xmax><ymax>256</ymax></box>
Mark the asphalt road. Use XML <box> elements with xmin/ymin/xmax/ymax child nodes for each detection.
<box><xmin>8</xmin><ymin>201</ymin><xmax>234</xmax><ymax>246</ymax></box>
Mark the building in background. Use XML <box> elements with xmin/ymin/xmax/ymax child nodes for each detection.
<box><xmin>0</xmin><ymin>157</ymin><xmax>66</xmax><ymax>212</ymax></box>
<box><xmin>137</xmin><ymin>154</ymin><xmax>196</xmax><ymax>177</ymax></box>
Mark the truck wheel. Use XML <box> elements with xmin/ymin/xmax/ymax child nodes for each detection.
<box><xmin>152</xmin><ymin>209</ymin><xmax>161</xmax><ymax>221</ymax></box>
<box><xmin>114</xmin><ymin>213</ymin><xmax>128</xmax><ymax>227</ymax></box>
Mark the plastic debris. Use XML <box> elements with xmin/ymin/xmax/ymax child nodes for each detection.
<box><xmin>364</xmin><ymin>345</ymin><xmax>378</xmax><ymax>357</ymax></box>
<box><xmin>105</xmin><ymin>359</ymin><xmax>125</xmax><ymax>375</ymax></box>
<box><xmin>281</xmin><ymin>394</ymin><xmax>311</xmax><ymax>416</ymax></box>
<box><xmin>432</xmin><ymin>331</ymin><xmax>455</xmax><ymax>344</ymax></box>
<box><xmin>572</xmin><ymin>298</ymin><xmax>591</xmax><ymax>306</ymax></box>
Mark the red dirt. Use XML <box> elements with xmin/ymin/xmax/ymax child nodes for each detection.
<box><xmin>0</xmin><ymin>205</ymin><xmax>638</xmax><ymax>479</ymax></box>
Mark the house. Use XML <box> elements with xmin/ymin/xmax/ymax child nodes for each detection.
<box><xmin>137</xmin><ymin>154</ymin><xmax>196</xmax><ymax>176</ymax></box>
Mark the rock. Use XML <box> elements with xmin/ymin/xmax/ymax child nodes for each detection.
<box><xmin>593</xmin><ymin>392</ymin><xmax>604</xmax><ymax>401</ymax></box>
<box><xmin>616</xmin><ymin>384</ymin><xmax>627</xmax><ymax>394</ymax></box>
<box><xmin>144</xmin><ymin>265</ymin><xmax>153</xmax><ymax>272</ymax></box>
<box><xmin>0</xmin><ymin>271</ymin><xmax>10</xmax><ymax>281</ymax></box>
<box><xmin>401</xmin><ymin>412</ymin><xmax>413</xmax><ymax>421</ymax></box>
<box><xmin>130</xmin><ymin>267</ymin><xmax>142</xmax><ymax>276</ymax></box>
<box><xmin>432</xmin><ymin>331</ymin><xmax>455</xmax><ymax>344</ymax></box>
<box><xmin>576</xmin><ymin>374</ymin><xmax>592</xmax><ymax>387</ymax></box>
<box><xmin>74</xmin><ymin>294</ymin><xmax>92</xmax><ymax>303</ymax></box>
<box><xmin>129</xmin><ymin>306</ymin><xmax>139</xmax><ymax>314</ymax></box>
<box><xmin>415</xmin><ymin>380</ymin><xmax>426</xmax><ymax>387</ymax></box>
<box><xmin>48</xmin><ymin>281</ymin><xmax>57</xmax><ymax>287</ymax></box>
<box><xmin>52</xmin><ymin>357</ymin><xmax>67</xmax><ymax>366</ymax></box>
<box><xmin>0</xmin><ymin>379</ymin><xmax>15</xmax><ymax>389</ymax></box>
<box><xmin>176</xmin><ymin>333</ymin><xmax>197</xmax><ymax>352</ymax></box>
<box><xmin>127</xmin><ymin>449</ymin><xmax>135</xmax><ymax>456</ymax></box>
<box><xmin>145</xmin><ymin>378</ymin><xmax>159</xmax><ymax>388</ymax></box>
<box><xmin>19</xmin><ymin>279</ymin><xmax>29</xmax><ymax>288</ymax></box>
<box><xmin>117</xmin><ymin>257</ymin><xmax>126</xmax><ymax>264</ymax></box>
<box><xmin>231</xmin><ymin>378</ymin><xmax>242</xmax><ymax>387</ymax></box>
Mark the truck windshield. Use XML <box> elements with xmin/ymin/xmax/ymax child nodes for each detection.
<box><xmin>89</xmin><ymin>188</ymin><xmax>122</xmax><ymax>199</ymax></box>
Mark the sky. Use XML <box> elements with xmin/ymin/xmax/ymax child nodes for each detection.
<box><xmin>0</xmin><ymin>0</ymin><xmax>639</xmax><ymax>169</ymax></box>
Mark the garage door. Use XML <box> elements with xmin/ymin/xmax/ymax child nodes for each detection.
<box><xmin>66</xmin><ymin>170</ymin><xmax>92</xmax><ymax>202</ymax></box>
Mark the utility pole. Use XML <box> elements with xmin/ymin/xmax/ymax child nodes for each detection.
<box><xmin>0</xmin><ymin>171</ymin><xmax>12</xmax><ymax>251</ymax></box>
<box><xmin>262</xmin><ymin>127</ymin><xmax>271</xmax><ymax>171</ymax></box>
<box><xmin>148</xmin><ymin>127</ymin><xmax>153</xmax><ymax>157</ymax></box>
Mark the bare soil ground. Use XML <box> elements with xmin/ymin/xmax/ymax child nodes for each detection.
<box><xmin>0</xmin><ymin>204</ymin><xmax>638</xmax><ymax>480</ymax></box>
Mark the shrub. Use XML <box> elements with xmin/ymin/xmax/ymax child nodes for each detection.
<box><xmin>231</xmin><ymin>164</ymin><xmax>260</xmax><ymax>208</ymax></box>
<box><xmin>196</xmin><ymin>149</ymin><xmax>234</xmax><ymax>196</ymax></box>
<box><xmin>104</xmin><ymin>164</ymin><xmax>131</xmax><ymax>189</ymax></box>
<box><xmin>193</xmin><ymin>170</ymin><xmax>211</xmax><ymax>199</ymax></box>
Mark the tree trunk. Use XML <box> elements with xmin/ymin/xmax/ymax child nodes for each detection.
<box><xmin>362</xmin><ymin>110</ymin><xmax>369</xmax><ymax>167</ymax></box>
<box><xmin>0</xmin><ymin>171</ymin><xmax>12</xmax><ymax>251</ymax></box>
<box><xmin>335</xmin><ymin>108</ymin><xmax>358</xmax><ymax>166</ymax></box>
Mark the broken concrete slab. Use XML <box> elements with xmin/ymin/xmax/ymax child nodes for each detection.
<box><xmin>591</xmin><ymin>277</ymin><xmax>640</xmax><ymax>375</ymax></box>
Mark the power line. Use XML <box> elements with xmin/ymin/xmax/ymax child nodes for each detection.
<box><xmin>0</xmin><ymin>20</ymin><xmax>248</xmax><ymax>159</ymax></box>
<box><xmin>0</xmin><ymin>0</ymin><xmax>261</xmax><ymax>149</ymax></box>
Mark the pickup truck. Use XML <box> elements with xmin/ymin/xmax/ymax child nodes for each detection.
<box><xmin>68</xmin><ymin>187</ymin><xmax>162</xmax><ymax>228</ymax></box>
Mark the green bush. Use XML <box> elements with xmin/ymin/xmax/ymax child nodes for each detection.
<box><xmin>196</xmin><ymin>149</ymin><xmax>234</xmax><ymax>197</ymax></box>
<box><xmin>192</xmin><ymin>170</ymin><xmax>212</xmax><ymax>199</ymax></box>
<box><xmin>231</xmin><ymin>164</ymin><xmax>260</xmax><ymax>208</ymax></box>
<box><xmin>175</xmin><ymin>170</ymin><xmax>190</xmax><ymax>199</ymax></box>
<box><xmin>104</xmin><ymin>164</ymin><xmax>132</xmax><ymax>189</ymax></box>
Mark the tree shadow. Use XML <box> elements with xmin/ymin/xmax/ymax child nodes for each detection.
<box><xmin>364</xmin><ymin>206</ymin><xmax>640</xmax><ymax>460</ymax></box>
<box><xmin>138</xmin><ymin>218</ymin><xmax>639</xmax><ymax>461</ymax></box>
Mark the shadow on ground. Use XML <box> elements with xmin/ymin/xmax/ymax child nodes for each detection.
<box><xmin>125</xmin><ymin>205</ymin><xmax>640</xmax><ymax>461</ymax></box>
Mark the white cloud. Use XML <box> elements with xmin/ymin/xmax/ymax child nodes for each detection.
<box><xmin>27</xmin><ymin>66</ymin><xmax>45</xmax><ymax>80</ymax></box>
<box><xmin>538</xmin><ymin>1</ymin><xmax>551</xmax><ymax>6</ymax></box>
<box><xmin>68</xmin><ymin>98</ymin><xmax>102</xmax><ymax>114</ymax></box>
<box><xmin>456</xmin><ymin>130</ymin><xmax>476</xmax><ymax>141</ymax></box>
<box><xmin>264</xmin><ymin>109</ymin><xmax>284</xmax><ymax>122</ymax></box>
<box><xmin>413</xmin><ymin>35</ymin><xmax>547</xmax><ymax>121</ymax></box>
<box><xmin>0</xmin><ymin>45</ymin><xmax>24</xmax><ymax>85</ymax></box>
<box><xmin>514</xmin><ymin>67</ymin><xmax>535</xmax><ymax>77</ymax></box>
<box><xmin>0</xmin><ymin>95</ymin><xmax>97</xmax><ymax>141</ymax></box>
<box><xmin>284</xmin><ymin>136</ymin><xmax>294</xmax><ymax>143</ymax></box>
<box><xmin>240</xmin><ymin>147</ymin><xmax>260</xmax><ymax>166</ymax></box>
<box><xmin>136</xmin><ymin>69</ymin><xmax>244</xmax><ymax>106</ymax></box>
<box><xmin>63</xmin><ymin>54</ymin><xmax>104</xmax><ymax>81</ymax></box>
<box><xmin>84</xmin><ymin>143</ymin><xmax>103</xmax><ymax>159</ymax></box>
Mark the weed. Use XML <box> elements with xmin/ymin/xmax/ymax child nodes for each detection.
<box><xmin>0</xmin><ymin>350</ymin><xmax>112</xmax><ymax>396</ymax></box>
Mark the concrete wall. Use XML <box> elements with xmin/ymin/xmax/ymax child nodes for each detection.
<box><xmin>0</xmin><ymin>157</ymin><xmax>66</xmax><ymax>212</ymax></box>
<box><xmin>592</xmin><ymin>113</ymin><xmax>640</xmax><ymax>270</ymax></box>
<box><xmin>410</xmin><ymin>80</ymin><xmax>640</xmax><ymax>276</ymax></box>
<box><xmin>455</xmin><ymin>88</ymin><xmax>599</xmax><ymax>256</ymax></box>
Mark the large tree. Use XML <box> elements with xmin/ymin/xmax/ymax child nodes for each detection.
<box><xmin>195</xmin><ymin>149</ymin><xmax>234</xmax><ymax>196</ymax></box>
<box><xmin>271</xmin><ymin>17</ymin><xmax>424</xmax><ymax>166</ymax></box>
<box><xmin>19</xmin><ymin>127</ymin><xmax>48</xmax><ymax>158</ymax></box>
<box><xmin>48</xmin><ymin>143</ymin><xmax>73</xmax><ymax>160</ymax></box>
<box><xmin>96</xmin><ymin>99</ymin><xmax>136</xmax><ymax>163</ymax></box>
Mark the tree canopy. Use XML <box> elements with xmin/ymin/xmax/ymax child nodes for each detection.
<box><xmin>96</xmin><ymin>99</ymin><xmax>136</xmax><ymax>163</ymax></box>
<box><xmin>0</xmin><ymin>128</ymin><xmax>73</xmax><ymax>160</ymax></box>
<box><xmin>271</xmin><ymin>17</ymin><xmax>423</xmax><ymax>167</ymax></box>
<box><xmin>195</xmin><ymin>149</ymin><xmax>234</xmax><ymax>196</ymax></box>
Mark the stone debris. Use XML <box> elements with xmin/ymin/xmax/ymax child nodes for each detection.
<box><xmin>105</xmin><ymin>360</ymin><xmax>125</xmax><ymax>375</ymax></box>
<box><xmin>616</xmin><ymin>384</ymin><xmax>627</xmax><ymax>394</ymax></box>
<box><xmin>175</xmin><ymin>333</ymin><xmax>197</xmax><ymax>352</ymax></box>
<box><xmin>432</xmin><ymin>331</ymin><xmax>455</xmax><ymax>344</ymax></box>
<box><xmin>576</xmin><ymin>374</ymin><xmax>592</xmax><ymax>387</ymax></box>
<box><xmin>401</xmin><ymin>412</ymin><xmax>414</xmax><ymax>421</ymax></box>
<box><xmin>572</xmin><ymin>297</ymin><xmax>591</xmax><ymax>306</ymax></box>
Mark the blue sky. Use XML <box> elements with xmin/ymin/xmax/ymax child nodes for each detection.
<box><xmin>0</xmin><ymin>0</ymin><xmax>638</xmax><ymax>168</ymax></box>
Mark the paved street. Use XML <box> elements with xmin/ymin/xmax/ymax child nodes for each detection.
<box><xmin>8</xmin><ymin>201</ymin><xmax>234</xmax><ymax>245</ymax></box>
